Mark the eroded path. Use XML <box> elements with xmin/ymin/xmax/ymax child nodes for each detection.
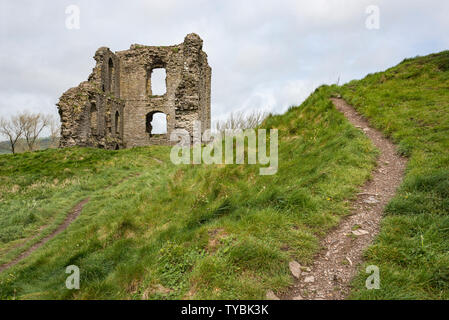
<box><xmin>0</xmin><ymin>172</ymin><xmax>143</xmax><ymax>274</ymax></box>
<box><xmin>281</xmin><ymin>98</ymin><xmax>407</xmax><ymax>300</ymax></box>
<box><xmin>0</xmin><ymin>198</ymin><xmax>89</xmax><ymax>273</ymax></box>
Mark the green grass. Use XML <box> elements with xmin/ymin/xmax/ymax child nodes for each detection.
<box><xmin>0</xmin><ymin>147</ymin><xmax>170</xmax><ymax>266</ymax></box>
<box><xmin>336</xmin><ymin>51</ymin><xmax>449</xmax><ymax>299</ymax></box>
<box><xmin>0</xmin><ymin>86</ymin><xmax>377</xmax><ymax>299</ymax></box>
<box><xmin>1</xmin><ymin>50</ymin><xmax>447</xmax><ymax>300</ymax></box>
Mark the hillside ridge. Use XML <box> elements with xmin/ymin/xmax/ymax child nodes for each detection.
<box><xmin>0</xmin><ymin>50</ymin><xmax>447</xmax><ymax>299</ymax></box>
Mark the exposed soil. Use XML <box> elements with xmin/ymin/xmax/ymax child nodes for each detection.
<box><xmin>280</xmin><ymin>98</ymin><xmax>407</xmax><ymax>300</ymax></box>
<box><xmin>0</xmin><ymin>198</ymin><xmax>90</xmax><ymax>273</ymax></box>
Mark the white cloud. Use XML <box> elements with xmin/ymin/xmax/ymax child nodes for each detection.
<box><xmin>0</xmin><ymin>0</ymin><xmax>448</xmax><ymax>131</ymax></box>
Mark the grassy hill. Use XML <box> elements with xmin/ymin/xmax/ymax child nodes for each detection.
<box><xmin>0</xmin><ymin>51</ymin><xmax>448</xmax><ymax>299</ymax></box>
<box><xmin>337</xmin><ymin>51</ymin><xmax>449</xmax><ymax>299</ymax></box>
<box><xmin>0</xmin><ymin>89</ymin><xmax>376</xmax><ymax>299</ymax></box>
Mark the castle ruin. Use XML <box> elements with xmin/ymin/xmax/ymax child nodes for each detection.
<box><xmin>57</xmin><ymin>33</ymin><xmax>211</xmax><ymax>149</ymax></box>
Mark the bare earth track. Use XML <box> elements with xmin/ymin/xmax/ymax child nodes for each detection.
<box><xmin>0</xmin><ymin>173</ymin><xmax>143</xmax><ymax>273</ymax></box>
<box><xmin>0</xmin><ymin>198</ymin><xmax>89</xmax><ymax>273</ymax></box>
<box><xmin>280</xmin><ymin>98</ymin><xmax>407</xmax><ymax>300</ymax></box>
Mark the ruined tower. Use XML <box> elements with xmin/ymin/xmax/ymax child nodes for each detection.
<box><xmin>57</xmin><ymin>33</ymin><xmax>211</xmax><ymax>149</ymax></box>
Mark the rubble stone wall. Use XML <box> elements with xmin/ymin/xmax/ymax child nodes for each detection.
<box><xmin>57</xmin><ymin>33</ymin><xmax>211</xmax><ymax>149</ymax></box>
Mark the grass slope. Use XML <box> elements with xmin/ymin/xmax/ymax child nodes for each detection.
<box><xmin>0</xmin><ymin>86</ymin><xmax>376</xmax><ymax>299</ymax></box>
<box><xmin>337</xmin><ymin>51</ymin><xmax>449</xmax><ymax>299</ymax></box>
<box><xmin>1</xmin><ymin>51</ymin><xmax>447</xmax><ymax>300</ymax></box>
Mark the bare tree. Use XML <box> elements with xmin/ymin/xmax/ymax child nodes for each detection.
<box><xmin>0</xmin><ymin>115</ymin><xmax>25</xmax><ymax>154</ymax></box>
<box><xmin>214</xmin><ymin>110</ymin><xmax>269</xmax><ymax>136</ymax></box>
<box><xmin>49</xmin><ymin>115</ymin><xmax>61</xmax><ymax>148</ymax></box>
<box><xmin>22</xmin><ymin>112</ymin><xmax>51</xmax><ymax>151</ymax></box>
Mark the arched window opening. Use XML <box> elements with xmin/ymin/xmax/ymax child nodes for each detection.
<box><xmin>145</xmin><ymin>112</ymin><xmax>167</xmax><ymax>135</ymax></box>
<box><xmin>147</xmin><ymin>68</ymin><xmax>166</xmax><ymax>96</ymax></box>
<box><xmin>90</xmin><ymin>103</ymin><xmax>97</xmax><ymax>134</ymax></box>
<box><xmin>115</xmin><ymin>111</ymin><xmax>120</xmax><ymax>135</ymax></box>
<box><xmin>108</xmin><ymin>58</ymin><xmax>114</xmax><ymax>92</ymax></box>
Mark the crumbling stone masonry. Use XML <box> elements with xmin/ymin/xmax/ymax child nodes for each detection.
<box><xmin>57</xmin><ymin>33</ymin><xmax>211</xmax><ymax>149</ymax></box>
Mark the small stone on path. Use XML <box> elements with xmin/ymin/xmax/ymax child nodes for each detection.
<box><xmin>304</xmin><ymin>276</ymin><xmax>315</xmax><ymax>283</ymax></box>
<box><xmin>352</xmin><ymin>229</ymin><xmax>369</xmax><ymax>236</ymax></box>
<box><xmin>289</xmin><ymin>261</ymin><xmax>302</xmax><ymax>279</ymax></box>
<box><xmin>266</xmin><ymin>290</ymin><xmax>280</xmax><ymax>300</ymax></box>
<box><xmin>363</xmin><ymin>196</ymin><xmax>380</xmax><ymax>204</ymax></box>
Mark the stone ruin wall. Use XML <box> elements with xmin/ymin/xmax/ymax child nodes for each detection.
<box><xmin>57</xmin><ymin>33</ymin><xmax>211</xmax><ymax>150</ymax></box>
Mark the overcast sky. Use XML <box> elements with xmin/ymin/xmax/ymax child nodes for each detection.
<box><xmin>1</xmin><ymin>0</ymin><xmax>448</xmax><ymax>126</ymax></box>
